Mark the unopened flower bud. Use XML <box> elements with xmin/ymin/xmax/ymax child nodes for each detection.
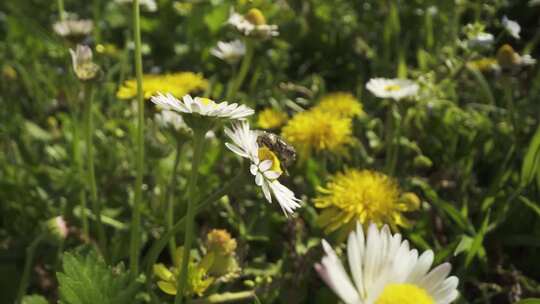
<box><xmin>206</xmin><ymin>229</ymin><xmax>237</xmax><ymax>255</ymax></box>
<box><xmin>43</xmin><ymin>216</ymin><xmax>68</xmax><ymax>242</ymax></box>
<box><xmin>69</xmin><ymin>44</ymin><xmax>100</xmax><ymax>81</ymax></box>
<box><xmin>413</xmin><ymin>155</ymin><xmax>433</xmax><ymax>169</ymax></box>
<box><xmin>245</xmin><ymin>8</ymin><xmax>267</xmax><ymax>26</ymax></box>
<box><xmin>497</xmin><ymin>44</ymin><xmax>520</xmax><ymax>69</ymax></box>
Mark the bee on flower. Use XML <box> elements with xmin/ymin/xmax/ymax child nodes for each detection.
<box><xmin>225</xmin><ymin>121</ymin><xmax>301</xmax><ymax>215</ymax></box>
<box><xmin>211</xmin><ymin>40</ymin><xmax>246</xmax><ymax>64</ymax></box>
<box><xmin>315</xmin><ymin>223</ymin><xmax>459</xmax><ymax>304</ymax></box>
<box><xmin>228</xmin><ymin>8</ymin><xmax>279</xmax><ymax>39</ymax></box>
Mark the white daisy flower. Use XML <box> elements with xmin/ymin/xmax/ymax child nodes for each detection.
<box><xmin>467</xmin><ymin>32</ymin><xmax>494</xmax><ymax>49</ymax></box>
<box><xmin>224</xmin><ymin>121</ymin><xmax>301</xmax><ymax>215</ymax></box>
<box><xmin>53</xmin><ymin>17</ymin><xmax>93</xmax><ymax>38</ymax></box>
<box><xmin>366</xmin><ymin>78</ymin><xmax>419</xmax><ymax>101</ymax></box>
<box><xmin>151</xmin><ymin>94</ymin><xmax>254</xmax><ymax>120</ymax></box>
<box><xmin>154</xmin><ymin>109</ymin><xmax>190</xmax><ymax>133</ymax></box>
<box><xmin>315</xmin><ymin>223</ymin><xmax>459</xmax><ymax>304</ymax></box>
<box><xmin>115</xmin><ymin>0</ymin><xmax>158</xmax><ymax>12</ymax></box>
<box><xmin>227</xmin><ymin>8</ymin><xmax>279</xmax><ymax>39</ymax></box>
<box><xmin>211</xmin><ymin>40</ymin><xmax>246</xmax><ymax>64</ymax></box>
<box><xmin>519</xmin><ymin>54</ymin><xmax>537</xmax><ymax>66</ymax></box>
<box><xmin>502</xmin><ymin>16</ymin><xmax>521</xmax><ymax>39</ymax></box>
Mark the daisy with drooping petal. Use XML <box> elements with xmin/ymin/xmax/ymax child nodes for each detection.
<box><xmin>69</xmin><ymin>44</ymin><xmax>100</xmax><ymax>81</ymax></box>
<box><xmin>366</xmin><ymin>78</ymin><xmax>419</xmax><ymax>101</ymax></box>
<box><xmin>211</xmin><ymin>40</ymin><xmax>246</xmax><ymax>64</ymax></box>
<box><xmin>502</xmin><ymin>16</ymin><xmax>521</xmax><ymax>39</ymax></box>
<box><xmin>154</xmin><ymin>109</ymin><xmax>191</xmax><ymax>134</ymax></box>
<box><xmin>228</xmin><ymin>8</ymin><xmax>279</xmax><ymax>39</ymax></box>
<box><xmin>225</xmin><ymin>121</ymin><xmax>301</xmax><ymax>215</ymax></box>
<box><xmin>314</xmin><ymin>169</ymin><xmax>419</xmax><ymax>234</ymax></box>
<box><xmin>151</xmin><ymin>94</ymin><xmax>254</xmax><ymax>121</ymax></box>
<box><xmin>315</xmin><ymin>222</ymin><xmax>459</xmax><ymax>304</ymax></box>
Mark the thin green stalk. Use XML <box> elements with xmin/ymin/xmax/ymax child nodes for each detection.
<box><xmin>166</xmin><ymin>139</ymin><xmax>184</xmax><ymax>259</ymax></box>
<box><xmin>187</xmin><ymin>291</ymin><xmax>255</xmax><ymax>304</ymax></box>
<box><xmin>93</xmin><ymin>0</ymin><xmax>102</xmax><ymax>43</ymax></box>
<box><xmin>175</xmin><ymin>131</ymin><xmax>206</xmax><ymax>304</ymax></box>
<box><xmin>385</xmin><ymin>102</ymin><xmax>401</xmax><ymax>176</ymax></box>
<box><xmin>72</xmin><ymin>113</ymin><xmax>89</xmax><ymax>237</ymax></box>
<box><xmin>57</xmin><ymin>0</ymin><xmax>66</xmax><ymax>21</ymax></box>
<box><xmin>84</xmin><ymin>84</ymin><xmax>106</xmax><ymax>256</ymax></box>
<box><xmin>226</xmin><ymin>39</ymin><xmax>254</xmax><ymax>100</ymax></box>
<box><xmin>15</xmin><ymin>234</ymin><xmax>44</xmax><ymax>303</ymax></box>
<box><xmin>129</xmin><ymin>0</ymin><xmax>145</xmax><ymax>277</ymax></box>
<box><xmin>503</xmin><ymin>77</ymin><xmax>517</xmax><ymax>138</ymax></box>
<box><xmin>143</xmin><ymin>170</ymin><xmax>245</xmax><ymax>282</ymax></box>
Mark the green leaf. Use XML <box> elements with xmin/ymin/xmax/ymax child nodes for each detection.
<box><xmin>521</xmin><ymin>124</ymin><xmax>540</xmax><ymax>187</ymax></box>
<box><xmin>465</xmin><ymin>211</ymin><xmax>490</xmax><ymax>267</ymax></box>
<box><xmin>515</xmin><ymin>299</ymin><xmax>540</xmax><ymax>304</ymax></box>
<box><xmin>56</xmin><ymin>250</ymin><xmax>140</xmax><ymax>304</ymax></box>
<box><xmin>518</xmin><ymin>196</ymin><xmax>540</xmax><ymax>218</ymax></box>
<box><xmin>24</xmin><ymin>121</ymin><xmax>52</xmax><ymax>141</ymax></box>
<box><xmin>22</xmin><ymin>295</ymin><xmax>49</xmax><ymax>304</ymax></box>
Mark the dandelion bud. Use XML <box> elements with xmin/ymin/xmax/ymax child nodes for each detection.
<box><xmin>69</xmin><ymin>44</ymin><xmax>100</xmax><ymax>81</ymax></box>
<box><xmin>399</xmin><ymin>192</ymin><xmax>421</xmax><ymax>210</ymax></box>
<box><xmin>245</xmin><ymin>8</ymin><xmax>267</xmax><ymax>26</ymax></box>
<box><xmin>497</xmin><ymin>44</ymin><xmax>520</xmax><ymax>69</ymax></box>
<box><xmin>206</xmin><ymin>229</ymin><xmax>237</xmax><ymax>255</ymax></box>
<box><xmin>205</xmin><ymin>229</ymin><xmax>240</xmax><ymax>279</ymax></box>
<box><xmin>43</xmin><ymin>216</ymin><xmax>68</xmax><ymax>242</ymax></box>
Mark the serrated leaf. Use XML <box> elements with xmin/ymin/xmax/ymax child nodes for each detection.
<box><xmin>56</xmin><ymin>250</ymin><xmax>140</xmax><ymax>304</ymax></box>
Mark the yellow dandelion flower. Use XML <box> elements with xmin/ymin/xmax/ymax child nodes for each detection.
<box><xmin>281</xmin><ymin>109</ymin><xmax>353</xmax><ymax>156</ymax></box>
<box><xmin>314</xmin><ymin>169</ymin><xmax>419</xmax><ymax>234</ymax></box>
<box><xmin>116</xmin><ymin>72</ymin><xmax>208</xmax><ymax>100</ymax></box>
<box><xmin>314</xmin><ymin>92</ymin><xmax>364</xmax><ymax>118</ymax></box>
<box><xmin>257</xmin><ymin>108</ymin><xmax>288</xmax><ymax>129</ymax></box>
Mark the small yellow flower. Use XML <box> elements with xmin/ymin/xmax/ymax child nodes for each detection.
<box><xmin>245</xmin><ymin>8</ymin><xmax>267</xmax><ymax>26</ymax></box>
<box><xmin>206</xmin><ymin>229</ymin><xmax>237</xmax><ymax>255</ymax></box>
<box><xmin>314</xmin><ymin>169</ymin><xmax>419</xmax><ymax>234</ymax></box>
<box><xmin>205</xmin><ymin>230</ymin><xmax>240</xmax><ymax>280</ymax></box>
<box><xmin>281</xmin><ymin>109</ymin><xmax>353</xmax><ymax>157</ymax></box>
<box><xmin>497</xmin><ymin>44</ymin><xmax>520</xmax><ymax>69</ymax></box>
<box><xmin>257</xmin><ymin>108</ymin><xmax>288</xmax><ymax>129</ymax></box>
<box><xmin>117</xmin><ymin>72</ymin><xmax>208</xmax><ymax>100</ymax></box>
<box><xmin>314</xmin><ymin>92</ymin><xmax>364</xmax><ymax>118</ymax></box>
<box><xmin>153</xmin><ymin>246</ymin><xmax>214</xmax><ymax>297</ymax></box>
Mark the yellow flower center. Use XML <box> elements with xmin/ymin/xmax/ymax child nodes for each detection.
<box><xmin>375</xmin><ymin>284</ymin><xmax>434</xmax><ymax>304</ymax></box>
<box><xmin>258</xmin><ymin>147</ymin><xmax>282</xmax><ymax>174</ymax></box>
<box><xmin>384</xmin><ymin>84</ymin><xmax>401</xmax><ymax>91</ymax></box>
<box><xmin>199</xmin><ymin>97</ymin><xmax>214</xmax><ymax>105</ymax></box>
<box><xmin>245</xmin><ymin>8</ymin><xmax>267</xmax><ymax>26</ymax></box>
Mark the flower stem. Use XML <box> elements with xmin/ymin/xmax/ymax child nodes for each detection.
<box><xmin>57</xmin><ymin>0</ymin><xmax>66</xmax><ymax>21</ymax></box>
<box><xmin>166</xmin><ymin>139</ymin><xmax>184</xmax><ymax>259</ymax></box>
<box><xmin>384</xmin><ymin>102</ymin><xmax>400</xmax><ymax>176</ymax></box>
<box><xmin>175</xmin><ymin>130</ymin><xmax>206</xmax><ymax>304</ymax></box>
<box><xmin>226</xmin><ymin>39</ymin><xmax>254</xmax><ymax>101</ymax></box>
<box><xmin>129</xmin><ymin>0</ymin><xmax>145</xmax><ymax>277</ymax></box>
<box><xmin>503</xmin><ymin>77</ymin><xmax>517</xmax><ymax>138</ymax></box>
<box><xmin>72</xmin><ymin>112</ymin><xmax>89</xmax><ymax>238</ymax></box>
<box><xmin>15</xmin><ymin>233</ymin><xmax>44</xmax><ymax>303</ymax></box>
<box><xmin>143</xmin><ymin>169</ymin><xmax>245</xmax><ymax>283</ymax></box>
<box><xmin>187</xmin><ymin>291</ymin><xmax>256</xmax><ymax>304</ymax></box>
<box><xmin>84</xmin><ymin>84</ymin><xmax>106</xmax><ymax>257</ymax></box>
